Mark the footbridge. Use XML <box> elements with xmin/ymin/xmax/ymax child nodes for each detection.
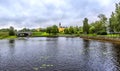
<box><xmin>16</xmin><ymin>32</ymin><xmax>32</xmax><ymax>37</ymax></box>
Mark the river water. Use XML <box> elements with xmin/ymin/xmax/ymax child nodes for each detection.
<box><xmin>0</xmin><ymin>37</ymin><xmax>120</xmax><ymax>71</ymax></box>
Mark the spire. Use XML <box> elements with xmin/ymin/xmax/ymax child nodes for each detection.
<box><xmin>59</xmin><ymin>22</ymin><xmax>62</xmax><ymax>28</ymax></box>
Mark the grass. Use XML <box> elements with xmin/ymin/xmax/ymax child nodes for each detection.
<box><xmin>106</xmin><ymin>34</ymin><xmax>120</xmax><ymax>38</ymax></box>
<box><xmin>0</xmin><ymin>31</ymin><xmax>120</xmax><ymax>39</ymax></box>
<box><xmin>0</xmin><ymin>32</ymin><xmax>9</xmax><ymax>39</ymax></box>
<box><xmin>32</xmin><ymin>32</ymin><xmax>120</xmax><ymax>37</ymax></box>
<box><xmin>6</xmin><ymin>36</ymin><xmax>17</xmax><ymax>39</ymax></box>
<box><xmin>80</xmin><ymin>34</ymin><xmax>120</xmax><ymax>39</ymax></box>
<box><xmin>58</xmin><ymin>33</ymin><xmax>80</xmax><ymax>37</ymax></box>
<box><xmin>0</xmin><ymin>32</ymin><xmax>16</xmax><ymax>39</ymax></box>
<box><xmin>32</xmin><ymin>32</ymin><xmax>49</xmax><ymax>37</ymax></box>
<box><xmin>80</xmin><ymin>34</ymin><xmax>97</xmax><ymax>37</ymax></box>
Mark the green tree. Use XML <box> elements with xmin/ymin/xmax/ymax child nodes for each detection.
<box><xmin>19</xmin><ymin>28</ymin><xmax>30</xmax><ymax>32</ymax></box>
<box><xmin>40</xmin><ymin>28</ymin><xmax>46</xmax><ymax>32</ymax></box>
<box><xmin>69</xmin><ymin>26</ymin><xmax>74</xmax><ymax>34</ymax></box>
<box><xmin>31</xmin><ymin>29</ymin><xmax>38</xmax><ymax>32</ymax></box>
<box><xmin>90</xmin><ymin>14</ymin><xmax>107</xmax><ymax>35</ymax></box>
<box><xmin>46</xmin><ymin>27</ymin><xmax>52</xmax><ymax>35</ymax></box>
<box><xmin>51</xmin><ymin>25</ymin><xmax>59</xmax><ymax>35</ymax></box>
<box><xmin>83</xmin><ymin>18</ymin><xmax>89</xmax><ymax>34</ymax></box>
<box><xmin>0</xmin><ymin>28</ymin><xmax>9</xmax><ymax>32</ymax></box>
<box><xmin>109</xmin><ymin>12</ymin><xmax>117</xmax><ymax>32</ymax></box>
<box><xmin>89</xmin><ymin>26</ymin><xmax>95</xmax><ymax>34</ymax></box>
<box><xmin>115</xmin><ymin>3</ymin><xmax>120</xmax><ymax>32</ymax></box>
<box><xmin>64</xmin><ymin>28</ymin><xmax>69</xmax><ymax>34</ymax></box>
<box><xmin>98</xmin><ymin>14</ymin><xmax>107</xmax><ymax>30</ymax></box>
<box><xmin>9</xmin><ymin>26</ymin><xmax>15</xmax><ymax>36</ymax></box>
<box><xmin>98</xmin><ymin>14</ymin><xmax>107</xmax><ymax>23</ymax></box>
<box><xmin>108</xmin><ymin>3</ymin><xmax>120</xmax><ymax>32</ymax></box>
<box><xmin>74</xmin><ymin>26</ymin><xmax>79</xmax><ymax>34</ymax></box>
<box><xmin>78</xmin><ymin>27</ymin><xmax>83</xmax><ymax>34</ymax></box>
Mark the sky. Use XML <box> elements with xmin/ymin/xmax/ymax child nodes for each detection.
<box><xmin>0</xmin><ymin>0</ymin><xmax>119</xmax><ymax>29</ymax></box>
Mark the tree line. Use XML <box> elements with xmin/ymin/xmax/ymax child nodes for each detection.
<box><xmin>0</xmin><ymin>2</ymin><xmax>120</xmax><ymax>36</ymax></box>
<box><xmin>83</xmin><ymin>2</ymin><xmax>120</xmax><ymax>35</ymax></box>
<box><xmin>45</xmin><ymin>3</ymin><xmax>120</xmax><ymax>35</ymax></box>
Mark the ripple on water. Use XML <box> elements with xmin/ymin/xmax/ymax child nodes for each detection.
<box><xmin>0</xmin><ymin>37</ymin><xmax>120</xmax><ymax>71</ymax></box>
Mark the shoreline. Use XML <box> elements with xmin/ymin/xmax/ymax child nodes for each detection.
<box><xmin>0</xmin><ymin>36</ymin><xmax>17</xmax><ymax>40</ymax></box>
<box><xmin>0</xmin><ymin>35</ymin><xmax>79</xmax><ymax>40</ymax></box>
<box><xmin>1</xmin><ymin>35</ymin><xmax>120</xmax><ymax>44</ymax></box>
<box><xmin>80</xmin><ymin>35</ymin><xmax>120</xmax><ymax>44</ymax></box>
<box><xmin>31</xmin><ymin>35</ymin><xmax>79</xmax><ymax>37</ymax></box>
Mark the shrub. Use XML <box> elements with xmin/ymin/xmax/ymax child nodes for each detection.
<box><xmin>9</xmin><ymin>30</ymin><xmax>15</xmax><ymax>36</ymax></box>
<box><xmin>97</xmin><ymin>31</ymin><xmax>107</xmax><ymax>35</ymax></box>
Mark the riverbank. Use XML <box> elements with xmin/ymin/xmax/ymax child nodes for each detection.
<box><xmin>0</xmin><ymin>32</ymin><xmax>17</xmax><ymax>39</ymax></box>
<box><xmin>80</xmin><ymin>35</ymin><xmax>120</xmax><ymax>43</ymax></box>
<box><xmin>31</xmin><ymin>35</ymin><xmax>79</xmax><ymax>37</ymax></box>
<box><xmin>31</xmin><ymin>32</ymin><xmax>79</xmax><ymax>37</ymax></box>
<box><xmin>0</xmin><ymin>34</ymin><xmax>78</xmax><ymax>40</ymax></box>
<box><xmin>0</xmin><ymin>36</ymin><xmax>17</xmax><ymax>39</ymax></box>
<box><xmin>2</xmin><ymin>31</ymin><xmax>120</xmax><ymax>44</ymax></box>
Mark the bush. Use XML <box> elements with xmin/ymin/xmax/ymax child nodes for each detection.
<box><xmin>9</xmin><ymin>26</ymin><xmax>15</xmax><ymax>36</ymax></box>
<box><xmin>9</xmin><ymin>30</ymin><xmax>15</xmax><ymax>36</ymax></box>
<box><xmin>97</xmin><ymin>31</ymin><xmax>107</xmax><ymax>35</ymax></box>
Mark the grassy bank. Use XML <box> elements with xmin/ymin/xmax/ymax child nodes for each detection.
<box><xmin>31</xmin><ymin>32</ymin><xmax>80</xmax><ymax>37</ymax></box>
<box><xmin>31</xmin><ymin>32</ymin><xmax>54</xmax><ymax>37</ymax></box>
<box><xmin>0</xmin><ymin>35</ymin><xmax>17</xmax><ymax>39</ymax></box>
<box><xmin>58</xmin><ymin>33</ymin><xmax>80</xmax><ymax>37</ymax></box>
<box><xmin>5</xmin><ymin>36</ymin><xmax>17</xmax><ymax>39</ymax></box>
<box><xmin>2</xmin><ymin>31</ymin><xmax>120</xmax><ymax>42</ymax></box>
<box><xmin>0</xmin><ymin>32</ymin><xmax>9</xmax><ymax>39</ymax></box>
<box><xmin>80</xmin><ymin>34</ymin><xmax>120</xmax><ymax>43</ymax></box>
<box><xmin>0</xmin><ymin>32</ymin><xmax>79</xmax><ymax>40</ymax></box>
<box><xmin>0</xmin><ymin>32</ymin><xmax>17</xmax><ymax>39</ymax></box>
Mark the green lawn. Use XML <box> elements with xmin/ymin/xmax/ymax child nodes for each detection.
<box><xmin>0</xmin><ymin>32</ymin><xmax>9</xmax><ymax>39</ymax></box>
<box><xmin>106</xmin><ymin>34</ymin><xmax>120</xmax><ymax>37</ymax></box>
<box><xmin>6</xmin><ymin>36</ymin><xmax>17</xmax><ymax>39</ymax></box>
<box><xmin>0</xmin><ymin>32</ymin><xmax>16</xmax><ymax>39</ymax></box>
<box><xmin>32</xmin><ymin>32</ymin><xmax>49</xmax><ymax>37</ymax></box>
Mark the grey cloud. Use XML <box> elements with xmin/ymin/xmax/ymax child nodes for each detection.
<box><xmin>0</xmin><ymin>0</ymin><xmax>119</xmax><ymax>29</ymax></box>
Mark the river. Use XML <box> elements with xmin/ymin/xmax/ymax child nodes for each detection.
<box><xmin>0</xmin><ymin>37</ymin><xmax>120</xmax><ymax>71</ymax></box>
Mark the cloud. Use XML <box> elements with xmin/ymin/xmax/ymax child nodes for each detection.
<box><xmin>0</xmin><ymin>0</ymin><xmax>119</xmax><ymax>29</ymax></box>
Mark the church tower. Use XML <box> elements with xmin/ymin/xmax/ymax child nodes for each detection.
<box><xmin>59</xmin><ymin>22</ymin><xmax>62</xmax><ymax>28</ymax></box>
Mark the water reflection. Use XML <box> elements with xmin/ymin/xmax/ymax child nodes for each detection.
<box><xmin>9</xmin><ymin>39</ymin><xmax>15</xmax><ymax>47</ymax></box>
<box><xmin>83</xmin><ymin>39</ymin><xmax>90</xmax><ymax>48</ymax></box>
<box><xmin>81</xmin><ymin>39</ymin><xmax>91</xmax><ymax>71</ymax></box>
<box><xmin>111</xmin><ymin>44</ymin><xmax>120</xmax><ymax>70</ymax></box>
<box><xmin>8</xmin><ymin>39</ymin><xmax>15</xmax><ymax>56</ymax></box>
<box><xmin>0</xmin><ymin>37</ymin><xmax>120</xmax><ymax>71</ymax></box>
<box><xmin>42</xmin><ymin>38</ymin><xmax>59</xmax><ymax>70</ymax></box>
<box><xmin>45</xmin><ymin>37</ymin><xmax>59</xmax><ymax>59</ymax></box>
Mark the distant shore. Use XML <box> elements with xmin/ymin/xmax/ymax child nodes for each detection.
<box><xmin>31</xmin><ymin>34</ymin><xmax>79</xmax><ymax>37</ymax></box>
<box><xmin>1</xmin><ymin>34</ymin><xmax>120</xmax><ymax>44</ymax></box>
<box><xmin>0</xmin><ymin>34</ymin><xmax>79</xmax><ymax>40</ymax></box>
